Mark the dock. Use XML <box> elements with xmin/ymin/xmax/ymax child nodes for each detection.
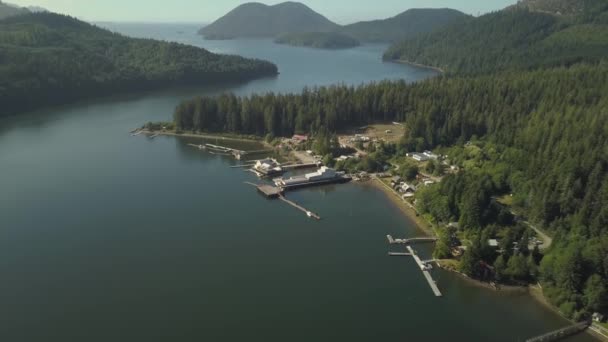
<box><xmin>245</xmin><ymin>182</ymin><xmax>321</xmax><ymax>219</ymax></box>
<box><xmin>387</xmin><ymin>234</ymin><xmax>442</xmax><ymax>297</ymax></box>
<box><xmin>386</xmin><ymin>235</ymin><xmax>438</xmax><ymax>245</ymax></box>
<box><xmin>525</xmin><ymin>322</ymin><xmax>589</xmax><ymax>342</ymax></box>
<box><xmin>257</xmin><ymin>185</ymin><xmax>283</xmax><ymax>199</ymax></box>
<box><xmin>407</xmin><ymin>245</ymin><xmax>443</xmax><ymax>297</ymax></box>
<box><xmin>279</xmin><ymin>195</ymin><xmax>321</xmax><ymax>220</ymax></box>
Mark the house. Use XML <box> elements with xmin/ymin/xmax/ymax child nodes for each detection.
<box><xmin>488</xmin><ymin>239</ymin><xmax>500</xmax><ymax>248</ymax></box>
<box><xmin>292</xmin><ymin>134</ymin><xmax>308</xmax><ymax>143</ymax></box>
<box><xmin>593</xmin><ymin>312</ymin><xmax>605</xmax><ymax>323</ymax></box>
<box><xmin>391</xmin><ymin>176</ymin><xmax>402</xmax><ymax>185</ymax></box>
<box><xmin>423</xmin><ymin>150</ymin><xmax>440</xmax><ymax>160</ymax></box>
<box><xmin>408</xmin><ymin>153</ymin><xmax>430</xmax><ymax>162</ymax></box>
<box><xmin>336</xmin><ymin>155</ymin><xmax>352</xmax><ymax>162</ymax></box>
<box><xmin>400</xmin><ymin>183</ymin><xmax>417</xmax><ymax>194</ymax></box>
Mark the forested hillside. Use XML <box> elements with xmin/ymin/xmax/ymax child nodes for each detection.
<box><xmin>384</xmin><ymin>6</ymin><xmax>608</xmax><ymax>74</ymax></box>
<box><xmin>0</xmin><ymin>1</ymin><xmax>28</xmax><ymax>19</ymax></box>
<box><xmin>199</xmin><ymin>3</ymin><xmax>468</xmax><ymax>43</ymax></box>
<box><xmin>199</xmin><ymin>2</ymin><xmax>338</xmax><ymax>39</ymax></box>
<box><xmin>0</xmin><ymin>12</ymin><xmax>278</xmax><ymax>116</ymax></box>
<box><xmin>339</xmin><ymin>8</ymin><xmax>469</xmax><ymax>43</ymax></box>
<box><xmin>514</xmin><ymin>0</ymin><xmax>606</xmax><ymax>15</ymax></box>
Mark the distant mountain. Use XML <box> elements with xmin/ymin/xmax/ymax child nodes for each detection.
<box><xmin>384</xmin><ymin>4</ymin><xmax>608</xmax><ymax>74</ymax></box>
<box><xmin>0</xmin><ymin>1</ymin><xmax>29</xmax><ymax>19</ymax></box>
<box><xmin>199</xmin><ymin>2</ymin><xmax>338</xmax><ymax>39</ymax></box>
<box><xmin>339</xmin><ymin>8</ymin><xmax>470</xmax><ymax>43</ymax></box>
<box><xmin>0</xmin><ymin>12</ymin><xmax>278</xmax><ymax>116</ymax></box>
<box><xmin>513</xmin><ymin>0</ymin><xmax>606</xmax><ymax>15</ymax></box>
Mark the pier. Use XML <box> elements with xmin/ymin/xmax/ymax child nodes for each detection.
<box><xmin>407</xmin><ymin>245</ymin><xmax>443</xmax><ymax>297</ymax></box>
<box><xmin>279</xmin><ymin>195</ymin><xmax>321</xmax><ymax>220</ymax></box>
<box><xmin>386</xmin><ymin>235</ymin><xmax>438</xmax><ymax>245</ymax></box>
<box><xmin>245</xmin><ymin>182</ymin><xmax>321</xmax><ymax>219</ymax></box>
<box><xmin>525</xmin><ymin>322</ymin><xmax>589</xmax><ymax>342</ymax></box>
<box><xmin>257</xmin><ymin>185</ymin><xmax>283</xmax><ymax>199</ymax></box>
<box><xmin>387</xmin><ymin>234</ymin><xmax>442</xmax><ymax>297</ymax></box>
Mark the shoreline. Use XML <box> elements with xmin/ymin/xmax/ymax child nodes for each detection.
<box><xmin>140</xmin><ymin>129</ymin><xmax>268</xmax><ymax>145</ymax></box>
<box><xmin>365</xmin><ymin>176</ymin><xmax>598</xmax><ymax>335</ymax></box>
<box><xmin>392</xmin><ymin>59</ymin><xmax>445</xmax><ymax>74</ymax></box>
<box><xmin>367</xmin><ymin>177</ymin><xmax>436</xmax><ymax>237</ymax></box>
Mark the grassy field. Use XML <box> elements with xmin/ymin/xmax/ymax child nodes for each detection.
<box><xmin>363</xmin><ymin>123</ymin><xmax>406</xmax><ymax>143</ymax></box>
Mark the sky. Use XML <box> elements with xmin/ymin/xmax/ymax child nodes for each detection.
<box><xmin>8</xmin><ymin>0</ymin><xmax>519</xmax><ymax>23</ymax></box>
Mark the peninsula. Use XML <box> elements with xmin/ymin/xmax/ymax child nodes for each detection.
<box><xmin>0</xmin><ymin>12</ymin><xmax>278</xmax><ymax>117</ymax></box>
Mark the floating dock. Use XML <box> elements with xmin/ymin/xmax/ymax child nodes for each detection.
<box><xmin>386</xmin><ymin>235</ymin><xmax>438</xmax><ymax>245</ymax></box>
<box><xmin>387</xmin><ymin>234</ymin><xmax>442</xmax><ymax>297</ymax></box>
<box><xmin>407</xmin><ymin>245</ymin><xmax>443</xmax><ymax>297</ymax></box>
<box><xmin>279</xmin><ymin>195</ymin><xmax>321</xmax><ymax>220</ymax></box>
<box><xmin>525</xmin><ymin>322</ymin><xmax>589</xmax><ymax>342</ymax></box>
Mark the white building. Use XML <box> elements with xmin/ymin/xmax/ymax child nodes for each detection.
<box><xmin>423</xmin><ymin>151</ymin><xmax>440</xmax><ymax>160</ymax></box>
<box><xmin>254</xmin><ymin>158</ymin><xmax>283</xmax><ymax>175</ymax></box>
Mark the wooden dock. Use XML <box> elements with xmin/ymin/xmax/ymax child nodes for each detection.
<box><xmin>388</xmin><ymin>252</ymin><xmax>412</xmax><ymax>256</ymax></box>
<box><xmin>525</xmin><ymin>322</ymin><xmax>589</xmax><ymax>342</ymax></box>
<box><xmin>257</xmin><ymin>185</ymin><xmax>283</xmax><ymax>199</ymax></box>
<box><xmin>279</xmin><ymin>195</ymin><xmax>321</xmax><ymax>220</ymax></box>
<box><xmin>387</xmin><ymin>235</ymin><xmax>438</xmax><ymax>245</ymax></box>
<box><xmin>406</xmin><ymin>245</ymin><xmax>443</xmax><ymax>297</ymax></box>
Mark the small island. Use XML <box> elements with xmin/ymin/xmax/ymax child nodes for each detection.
<box><xmin>275</xmin><ymin>32</ymin><xmax>360</xmax><ymax>49</ymax></box>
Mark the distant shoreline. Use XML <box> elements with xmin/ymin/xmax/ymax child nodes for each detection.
<box><xmin>393</xmin><ymin>59</ymin><xmax>445</xmax><ymax>74</ymax></box>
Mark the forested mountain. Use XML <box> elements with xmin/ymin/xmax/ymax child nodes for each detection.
<box><xmin>0</xmin><ymin>1</ymin><xmax>28</xmax><ymax>19</ymax></box>
<box><xmin>0</xmin><ymin>12</ymin><xmax>278</xmax><ymax>117</ymax></box>
<box><xmin>339</xmin><ymin>8</ymin><xmax>470</xmax><ymax>43</ymax></box>
<box><xmin>514</xmin><ymin>0</ymin><xmax>606</xmax><ymax>15</ymax></box>
<box><xmin>275</xmin><ymin>32</ymin><xmax>360</xmax><ymax>49</ymax></box>
<box><xmin>200</xmin><ymin>3</ymin><xmax>468</xmax><ymax>43</ymax></box>
<box><xmin>198</xmin><ymin>2</ymin><xmax>338</xmax><ymax>39</ymax></box>
<box><xmin>384</xmin><ymin>5</ymin><xmax>608</xmax><ymax>74</ymax></box>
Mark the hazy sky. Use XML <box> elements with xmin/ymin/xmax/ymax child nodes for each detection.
<box><xmin>8</xmin><ymin>0</ymin><xmax>519</xmax><ymax>23</ymax></box>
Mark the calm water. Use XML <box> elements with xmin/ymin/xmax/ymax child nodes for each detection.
<box><xmin>0</xmin><ymin>23</ymin><xmax>593</xmax><ymax>342</ymax></box>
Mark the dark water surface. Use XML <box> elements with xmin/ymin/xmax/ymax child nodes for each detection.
<box><xmin>0</xmin><ymin>23</ymin><xmax>593</xmax><ymax>341</ymax></box>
